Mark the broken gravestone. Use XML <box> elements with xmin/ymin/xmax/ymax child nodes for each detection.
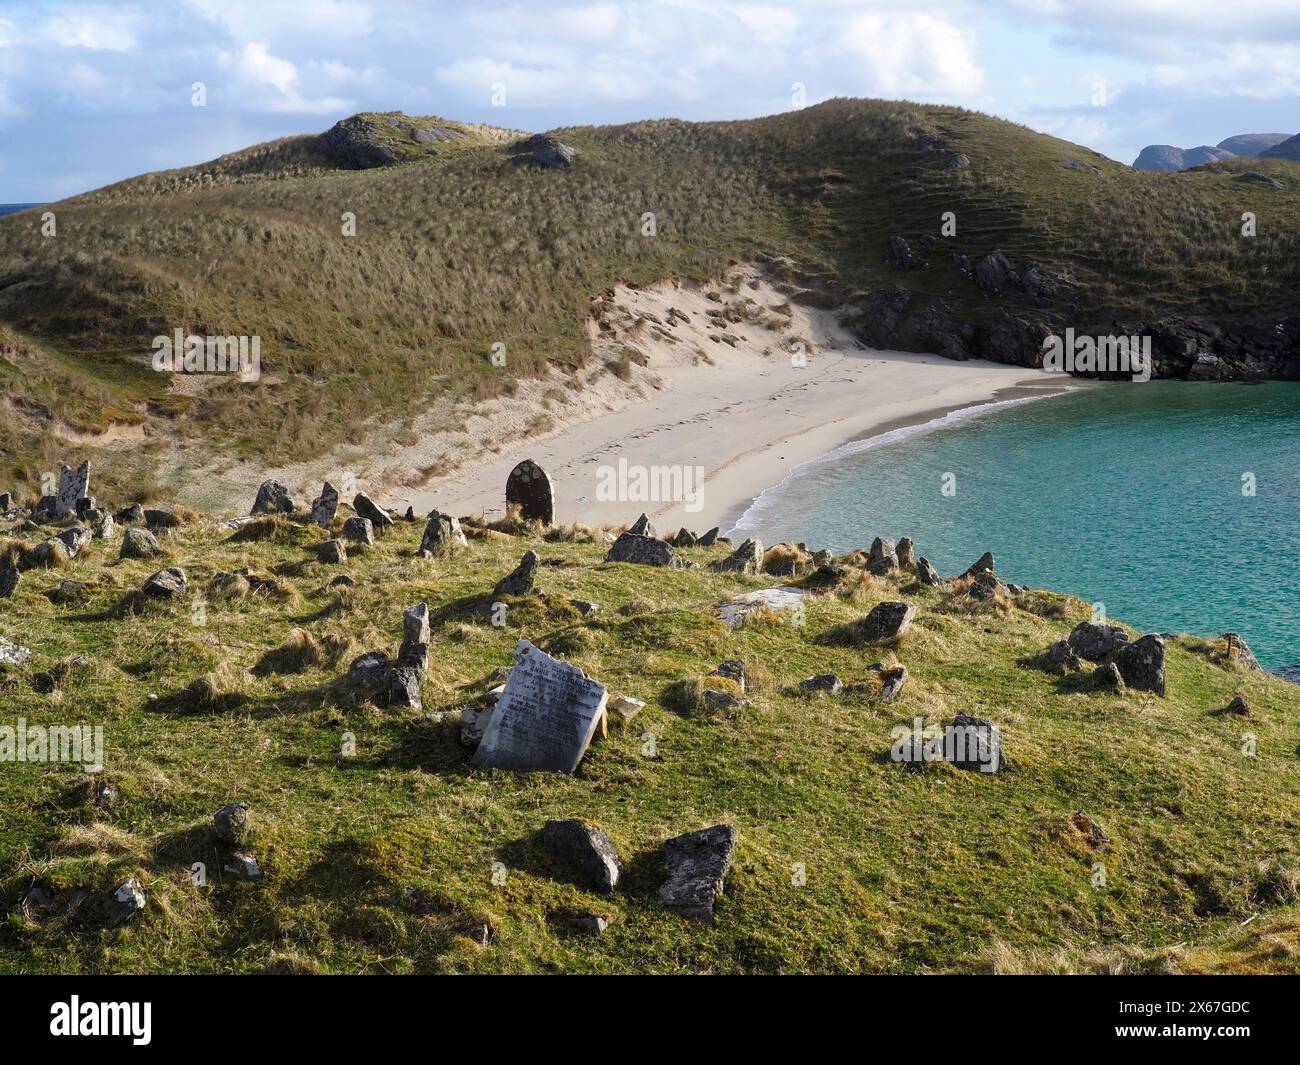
<box><xmin>310</xmin><ymin>482</ymin><xmax>339</xmax><ymax>528</ymax></box>
<box><xmin>494</xmin><ymin>550</ymin><xmax>539</xmax><ymax>597</ymax></box>
<box><xmin>55</xmin><ymin>461</ymin><xmax>91</xmax><ymax>519</ymax></box>
<box><xmin>716</xmin><ymin>586</ymin><xmax>810</xmax><ymax>629</ymax></box>
<box><xmin>506</xmin><ymin>459</ymin><xmax>555</xmax><ymax>525</ymax></box>
<box><xmin>541</xmin><ymin>819</ymin><xmax>622</xmax><ymax>894</ymax></box>
<box><xmin>471</xmin><ymin>640</ymin><xmax>608</xmax><ymax>773</ymax></box>
<box><xmin>250</xmin><ymin>479</ymin><xmax>294</xmax><ymax>516</ymax></box>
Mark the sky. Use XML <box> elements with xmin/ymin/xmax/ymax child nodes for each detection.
<box><xmin>1</xmin><ymin>0</ymin><xmax>1299</xmax><ymax>201</ymax></box>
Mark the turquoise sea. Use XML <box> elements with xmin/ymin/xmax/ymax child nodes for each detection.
<box><xmin>730</xmin><ymin>381</ymin><xmax>1299</xmax><ymax>675</ymax></box>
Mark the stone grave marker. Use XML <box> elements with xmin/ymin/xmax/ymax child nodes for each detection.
<box><xmin>505</xmin><ymin>460</ymin><xmax>554</xmax><ymax>524</ymax></box>
<box><xmin>471</xmin><ymin>640</ymin><xmax>607</xmax><ymax>773</ymax></box>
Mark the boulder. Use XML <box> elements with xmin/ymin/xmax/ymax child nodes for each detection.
<box><xmin>250</xmin><ymin>479</ymin><xmax>294</xmax><ymax>516</ymax></box>
<box><xmin>799</xmin><ymin>674</ymin><xmax>843</xmax><ymax>694</ymax></box>
<box><xmin>142</xmin><ymin>566</ymin><xmax>187</xmax><ymax>598</ymax></box>
<box><xmin>1224</xmin><ymin>695</ymin><xmax>1250</xmax><ymax>716</ymax></box>
<box><xmin>673</xmin><ymin>527</ymin><xmax>697</xmax><ymax>548</ymax></box>
<box><xmin>1113</xmin><ymin>634</ymin><xmax>1167</xmax><ymax>695</ymax></box>
<box><xmin>493</xmin><ymin>550</ymin><xmax>539</xmax><ymax>597</ymax></box>
<box><xmin>55</xmin><ymin>525</ymin><xmax>92</xmax><ymax>559</ymax></box>
<box><xmin>317</xmin><ymin>539</ymin><xmax>347</xmax><ymax>564</ymax></box>
<box><xmin>541</xmin><ymin>819</ymin><xmax>622</xmax><ymax>894</ymax></box>
<box><xmin>606</xmin><ymin>532</ymin><xmax>681</xmax><ymax>568</ymax></box>
<box><xmin>0</xmin><ymin>566</ymin><xmax>18</xmax><ymax>600</ymax></box>
<box><xmin>224</xmin><ymin>853</ymin><xmax>263</xmax><ymax>882</ymax></box>
<box><xmin>89</xmin><ymin>510</ymin><xmax>115</xmax><ymax>539</ymax></box>
<box><xmin>516</xmin><ymin>134</ymin><xmax>575</xmax><ymax>169</ymax></box>
<box><xmin>353</xmin><ymin>492</ymin><xmax>394</xmax><ymax>535</ymax></box>
<box><xmin>916</xmin><ymin>556</ymin><xmax>947</xmax><ymax>589</ymax></box>
<box><xmin>389</xmin><ymin>666</ymin><xmax>423</xmax><ymax>709</ymax></box>
<box><xmin>867</xmin><ymin>536</ymin><xmax>899</xmax><ymax>575</ymax></box>
<box><xmin>347</xmin><ymin>651</ymin><xmax>391</xmax><ymax>693</ymax></box>
<box><xmin>949</xmin><ymin>713</ymin><xmax>1005</xmax><ymax>774</ymax></box>
<box><xmin>710</xmin><ymin>537</ymin><xmax>763</xmax><ymax>574</ymax></box>
<box><xmin>115</xmin><ymin>503</ymin><xmax>145</xmax><ymax>525</ymax></box>
<box><xmin>214</xmin><ymin>802</ymin><xmax>252</xmax><ymax>844</ymax></box>
<box><xmin>968</xmin><ymin>569</ymin><xmax>1008</xmax><ymax>600</ymax></box>
<box><xmin>1221</xmin><ymin>632</ymin><xmax>1262</xmax><ymax>671</ymax></box>
<box><xmin>103</xmin><ymin>877</ymin><xmax>146</xmax><ymax>928</ymax></box>
<box><xmin>1067</xmin><ymin>621</ymin><xmax>1130</xmax><ymax>661</ymax></box>
<box><xmin>962</xmin><ymin>551</ymin><xmax>996</xmax><ymax>577</ymax></box>
<box><xmin>310</xmin><ymin>482</ymin><xmax>339</xmax><ymax>528</ymax></box>
<box><xmin>1045</xmin><ymin>639</ymin><xmax>1084</xmax><ymax>672</ymax></box>
<box><xmin>419</xmin><ymin>511</ymin><xmax>468</xmax><ymax>555</ymax></box>
<box><xmin>119</xmin><ymin>527</ymin><xmax>161</xmax><ymax>560</ymax></box>
<box><xmin>884</xmin><ymin>235</ymin><xmax>926</xmax><ymax>270</ymax></box>
<box><xmin>657</xmin><ymin>824</ymin><xmax>738</xmax><ymax>921</ymax></box>
<box><xmin>896</xmin><ymin>537</ymin><xmax>915</xmax><ymax>568</ymax></box>
<box><xmin>1096</xmin><ymin>661</ymin><xmax>1125</xmax><ymax>689</ymax></box>
<box><xmin>628</xmin><ymin>512</ymin><xmax>656</xmax><ymax>537</ymax></box>
<box><xmin>855</xmin><ymin>601</ymin><xmax>916</xmax><ymax>642</ymax></box>
<box><xmin>696</xmin><ymin>526</ymin><xmax>720</xmax><ymax>547</ymax></box>
<box><xmin>340</xmin><ymin>517</ymin><xmax>374</xmax><ymax>545</ymax></box>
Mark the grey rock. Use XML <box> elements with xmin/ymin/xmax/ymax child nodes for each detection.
<box><xmin>1064</xmin><ymin>158</ymin><xmax>1101</xmax><ymax>174</ymax></box>
<box><xmin>1096</xmin><ymin>661</ymin><xmax>1125</xmax><ymax>689</ymax></box>
<box><xmin>403</xmin><ymin>602</ymin><xmax>431</xmax><ymax>647</ymax></box>
<box><xmin>704</xmin><ymin>689</ymin><xmax>749</xmax><ymax>710</ymax></box>
<box><xmin>144</xmin><ymin>508</ymin><xmax>180</xmax><ymax>530</ymax></box>
<box><xmin>115</xmin><ymin>503</ymin><xmax>145</xmax><ymax>525</ymax></box>
<box><xmin>709</xmin><ymin>537</ymin><xmax>763</xmax><ymax>574</ymax></box>
<box><xmin>1221</xmin><ymin>632</ymin><xmax>1262</xmax><ymax>671</ymax></box>
<box><xmin>569</xmin><ymin>599</ymin><xmax>599</xmax><ymax>616</ymax></box>
<box><xmin>0</xmin><ymin>566</ymin><xmax>18</xmax><ymax>599</ymax></box>
<box><xmin>673</xmin><ymin>527</ymin><xmax>697</xmax><ymax>548</ymax></box>
<box><xmin>317</xmin><ymin>539</ymin><xmax>347</xmax><ymax>564</ymax></box>
<box><xmin>55</xmin><ymin>460</ymin><xmax>90</xmax><ymax>519</ymax></box>
<box><xmin>606</xmin><ymin>532</ymin><xmax>682</xmax><ymax>567</ymax></box>
<box><xmin>55</xmin><ymin>525</ymin><xmax>92</xmax><ymax>559</ymax></box>
<box><xmin>949</xmin><ymin>713</ymin><xmax>1005</xmax><ymax>774</ymax></box>
<box><xmin>224</xmin><ymin>853</ymin><xmax>263</xmax><ymax>882</ymax></box>
<box><xmin>93</xmin><ymin>780</ymin><xmax>120</xmax><ymax>809</ymax></box>
<box><xmin>962</xmin><ymin>551</ymin><xmax>996</xmax><ymax>577</ymax></box>
<box><xmin>696</xmin><ymin>526</ymin><xmax>720</xmax><ymax>547</ymax></box>
<box><xmin>658</xmin><ymin>824</ymin><xmax>738</xmax><ymax>921</ymax></box>
<box><xmin>90</xmin><ymin>509</ymin><xmax>115</xmax><ymax>539</ymax></box>
<box><xmin>1068</xmin><ymin>621</ymin><xmax>1130</xmax><ymax>661</ymax></box>
<box><xmin>1113</xmin><ymin>633</ymin><xmax>1167</xmax><ymax>695</ymax></box>
<box><xmin>353</xmin><ymin>492</ymin><xmax>393</xmax><ymax>535</ymax></box>
<box><xmin>389</xmin><ymin>665</ymin><xmax>424</xmax><ymax>709</ymax></box>
<box><xmin>120</xmin><ymin>527</ymin><xmax>161</xmax><ymax>560</ymax></box>
<box><xmin>142</xmin><ymin>566</ymin><xmax>187</xmax><ymax>598</ymax></box>
<box><xmin>867</xmin><ymin>662</ymin><xmax>908</xmax><ymax>700</ymax></box>
<box><xmin>944</xmin><ymin>152</ymin><xmax>970</xmax><ymax>169</ymax></box>
<box><xmin>627</xmin><ymin>512</ymin><xmax>656</xmax><ymax>537</ymax></box>
<box><xmin>516</xmin><ymin>134</ymin><xmax>575</xmax><ymax>169</ymax></box>
<box><xmin>884</xmin><ymin>235</ymin><xmax>926</xmax><ymax>270</ymax></box>
<box><xmin>419</xmin><ymin>511</ymin><xmax>467</xmax><ymax>555</ymax></box>
<box><xmin>494</xmin><ymin>550</ymin><xmax>539</xmax><ymax>597</ymax></box>
<box><xmin>103</xmin><ymin>876</ymin><xmax>146</xmax><ymax>928</ymax></box>
<box><xmin>1224</xmin><ymin>694</ymin><xmax>1250</xmax><ymax>716</ymax></box>
<box><xmin>896</xmin><ymin>537</ymin><xmax>915</xmax><ymax>568</ymax></box>
<box><xmin>214</xmin><ymin>802</ymin><xmax>252</xmax><ymax>844</ymax></box>
<box><xmin>347</xmin><ymin>651</ymin><xmax>391</xmax><ymax>693</ymax></box>
<box><xmin>560</xmin><ymin>914</ymin><xmax>608</xmax><ymax>935</ymax></box>
<box><xmin>310</xmin><ymin>482</ymin><xmax>339</xmax><ymax>528</ymax></box>
<box><xmin>1045</xmin><ymin>639</ymin><xmax>1084</xmax><ymax>672</ymax></box>
<box><xmin>710</xmin><ymin>658</ymin><xmax>746</xmax><ymax>693</ymax></box>
<box><xmin>867</xmin><ymin>536</ymin><xmax>898</xmax><ymax>574</ymax></box>
<box><xmin>250</xmin><ymin>479</ymin><xmax>294</xmax><ymax>516</ymax></box>
<box><xmin>856</xmin><ymin>600</ymin><xmax>917</xmax><ymax>642</ymax></box>
<box><xmin>799</xmin><ymin>673</ymin><xmax>843</xmax><ymax>694</ymax></box>
<box><xmin>916</xmin><ymin>556</ymin><xmax>948</xmax><ymax>589</ymax></box>
<box><xmin>968</xmin><ymin>569</ymin><xmax>1008</xmax><ymax>600</ymax></box>
<box><xmin>340</xmin><ymin>516</ymin><xmax>374</xmax><ymax>545</ymax></box>
<box><xmin>541</xmin><ymin>819</ymin><xmax>622</xmax><ymax>894</ymax></box>
<box><xmin>0</xmin><ymin>635</ymin><xmax>32</xmax><ymax>666</ymax></box>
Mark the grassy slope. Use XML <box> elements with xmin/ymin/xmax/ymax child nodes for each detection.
<box><xmin>1</xmin><ymin>514</ymin><xmax>1298</xmax><ymax>974</ymax></box>
<box><xmin>1</xmin><ymin>100</ymin><xmax>1298</xmax><ymax>496</ymax></box>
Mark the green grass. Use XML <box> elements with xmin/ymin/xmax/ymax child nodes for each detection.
<box><xmin>1</xmin><ymin>513</ymin><xmax>1297</xmax><ymax>973</ymax></box>
<box><xmin>3</xmin><ymin>98</ymin><xmax>1297</xmax><ymax>493</ymax></box>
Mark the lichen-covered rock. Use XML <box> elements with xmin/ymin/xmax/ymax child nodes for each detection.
<box><xmin>419</xmin><ymin>511</ymin><xmax>467</xmax><ymax>556</ymax></box>
<box><xmin>317</xmin><ymin>539</ymin><xmax>347</xmax><ymax>564</ymax></box>
<box><xmin>1045</xmin><ymin>639</ymin><xmax>1084</xmax><ymax>672</ymax></box>
<box><xmin>658</xmin><ymin>824</ymin><xmax>738</xmax><ymax>921</ymax></box>
<box><xmin>949</xmin><ymin>713</ymin><xmax>1006</xmax><ymax>774</ymax></box>
<box><xmin>856</xmin><ymin>601</ymin><xmax>916</xmax><ymax>642</ymax></box>
<box><xmin>542</xmin><ymin>819</ymin><xmax>622</xmax><ymax>894</ymax></box>
<box><xmin>1068</xmin><ymin>621</ymin><xmax>1130</xmax><ymax>661</ymax></box>
<box><xmin>120</xmin><ymin>527</ymin><xmax>161</xmax><ymax>560</ymax></box>
<box><xmin>250</xmin><ymin>479</ymin><xmax>294</xmax><ymax>516</ymax></box>
<box><xmin>606</xmin><ymin>532</ymin><xmax>682</xmax><ymax>567</ymax></box>
<box><xmin>1113</xmin><ymin>633</ymin><xmax>1167</xmax><ymax>695</ymax></box>
<box><xmin>353</xmin><ymin>492</ymin><xmax>394</xmax><ymax>535</ymax></box>
<box><xmin>214</xmin><ymin>802</ymin><xmax>252</xmax><ymax>844</ymax></box>
<box><xmin>916</xmin><ymin>556</ymin><xmax>947</xmax><ymax>589</ymax></box>
<box><xmin>493</xmin><ymin>550</ymin><xmax>539</xmax><ymax>597</ymax></box>
<box><xmin>800</xmin><ymin>673</ymin><xmax>843</xmax><ymax>694</ymax></box>
<box><xmin>340</xmin><ymin>516</ymin><xmax>374</xmax><ymax>545</ymax></box>
<box><xmin>103</xmin><ymin>877</ymin><xmax>145</xmax><ymax>928</ymax></box>
<box><xmin>710</xmin><ymin>537</ymin><xmax>763</xmax><ymax>574</ymax></box>
<box><xmin>310</xmin><ymin>482</ymin><xmax>339</xmax><ymax>528</ymax></box>
<box><xmin>142</xmin><ymin>566</ymin><xmax>187</xmax><ymax>598</ymax></box>
<box><xmin>347</xmin><ymin>651</ymin><xmax>391</xmax><ymax>693</ymax></box>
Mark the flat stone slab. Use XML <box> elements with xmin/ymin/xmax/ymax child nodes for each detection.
<box><xmin>717</xmin><ymin>586</ymin><xmax>810</xmax><ymax>629</ymax></box>
<box><xmin>471</xmin><ymin>640</ymin><xmax>608</xmax><ymax>773</ymax></box>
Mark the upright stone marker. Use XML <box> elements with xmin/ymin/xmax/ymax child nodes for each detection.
<box><xmin>505</xmin><ymin>460</ymin><xmax>554</xmax><ymax>524</ymax></box>
<box><xmin>55</xmin><ymin>461</ymin><xmax>90</xmax><ymax>519</ymax></box>
<box><xmin>471</xmin><ymin>640</ymin><xmax>607</xmax><ymax>773</ymax></box>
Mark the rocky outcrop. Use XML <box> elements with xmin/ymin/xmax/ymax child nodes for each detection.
<box><xmin>606</xmin><ymin>532</ymin><xmax>681</xmax><ymax>568</ymax></box>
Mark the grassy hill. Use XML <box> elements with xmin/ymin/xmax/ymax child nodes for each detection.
<box><xmin>1</xmin><ymin>509</ymin><xmax>1298</xmax><ymax>974</ymax></box>
<box><xmin>2</xmin><ymin>99</ymin><xmax>1299</xmax><ymax>500</ymax></box>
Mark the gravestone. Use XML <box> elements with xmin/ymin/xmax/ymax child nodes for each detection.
<box><xmin>506</xmin><ymin>460</ymin><xmax>554</xmax><ymax>524</ymax></box>
<box><xmin>471</xmin><ymin>640</ymin><xmax>608</xmax><ymax>773</ymax></box>
<box><xmin>56</xmin><ymin>461</ymin><xmax>90</xmax><ymax>519</ymax></box>
<box><xmin>310</xmin><ymin>482</ymin><xmax>339</xmax><ymax>528</ymax></box>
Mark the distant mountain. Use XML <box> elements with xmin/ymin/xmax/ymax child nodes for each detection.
<box><xmin>1261</xmin><ymin>133</ymin><xmax>1300</xmax><ymax>161</ymax></box>
<box><xmin>1133</xmin><ymin>144</ymin><xmax>1235</xmax><ymax>172</ymax></box>
<box><xmin>1133</xmin><ymin>133</ymin><xmax>1298</xmax><ymax>171</ymax></box>
<box><xmin>1217</xmin><ymin>133</ymin><xmax>1292</xmax><ymax>156</ymax></box>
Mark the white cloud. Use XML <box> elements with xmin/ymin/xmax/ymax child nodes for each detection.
<box><xmin>838</xmin><ymin>12</ymin><xmax>984</xmax><ymax>98</ymax></box>
<box><xmin>222</xmin><ymin>41</ymin><xmax>352</xmax><ymax>114</ymax></box>
<box><xmin>40</xmin><ymin>13</ymin><xmax>137</xmax><ymax>51</ymax></box>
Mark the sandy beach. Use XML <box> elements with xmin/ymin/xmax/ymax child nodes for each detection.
<box><xmin>183</xmin><ymin>263</ymin><xmax>1069</xmax><ymax>531</ymax></box>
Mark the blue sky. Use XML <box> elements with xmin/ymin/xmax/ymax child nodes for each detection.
<box><xmin>2</xmin><ymin>0</ymin><xmax>1299</xmax><ymax>201</ymax></box>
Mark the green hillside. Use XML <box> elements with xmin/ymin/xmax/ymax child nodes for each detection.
<box><xmin>2</xmin><ymin>99</ymin><xmax>1298</xmax><ymax>498</ymax></box>
<box><xmin>1</xmin><ymin>509</ymin><xmax>1298</xmax><ymax>974</ymax></box>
